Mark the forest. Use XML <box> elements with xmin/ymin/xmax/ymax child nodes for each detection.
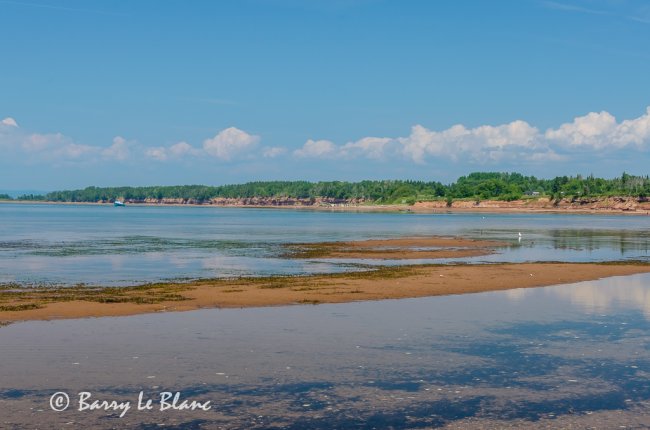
<box><xmin>6</xmin><ymin>172</ymin><xmax>650</xmax><ymax>204</ymax></box>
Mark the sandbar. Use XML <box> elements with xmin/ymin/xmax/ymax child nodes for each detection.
<box><xmin>1</xmin><ymin>262</ymin><xmax>649</xmax><ymax>323</ymax></box>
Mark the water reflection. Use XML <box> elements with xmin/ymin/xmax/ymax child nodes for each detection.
<box><xmin>506</xmin><ymin>273</ymin><xmax>650</xmax><ymax>319</ymax></box>
<box><xmin>547</xmin><ymin>229</ymin><xmax>650</xmax><ymax>253</ymax></box>
<box><xmin>468</xmin><ymin>228</ymin><xmax>650</xmax><ymax>254</ymax></box>
<box><xmin>1</xmin><ymin>204</ymin><xmax>648</xmax><ymax>286</ymax></box>
<box><xmin>1</xmin><ymin>274</ymin><xmax>650</xmax><ymax>428</ymax></box>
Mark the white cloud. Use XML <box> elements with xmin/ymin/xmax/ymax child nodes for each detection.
<box><xmin>0</xmin><ymin>116</ymin><xmax>114</xmax><ymax>163</ymax></box>
<box><xmin>294</xmin><ymin>137</ymin><xmax>394</xmax><ymax>159</ymax></box>
<box><xmin>22</xmin><ymin>132</ymin><xmax>71</xmax><ymax>152</ymax></box>
<box><xmin>475</xmin><ymin>120</ymin><xmax>540</xmax><ymax>149</ymax></box>
<box><xmin>1</xmin><ymin>118</ymin><xmax>264</xmax><ymax>165</ymax></box>
<box><xmin>1</xmin><ymin>117</ymin><xmax>18</xmax><ymax>127</ymax></box>
<box><xmin>9</xmin><ymin>130</ymin><xmax>97</xmax><ymax>162</ymax></box>
<box><xmin>340</xmin><ymin>137</ymin><xmax>393</xmax><ymax>159</ymax></box>
<box><xmin>614</xmin><ymin>107</ymin><xmax>650</xmax><ymax>147</ymax></box>
<box><xmin>203</xmin><ymin>127</ymin><xmax>259</xmax><ymax>160</ymax></box>
<box><xmin>145</xmin><ymin>146</ymin><xmax>168</xmax><ymax>161</ymax></box>
<box><xmin>297</xmin><ymin>107</ymin><xmax>650</xmax><ymax>165</ymax></box>
<box><xmin>1</xmin><ymin>117</ymin><xmax>99</xmax><ymax>164</ymax></box>
<box><xmin>58</xmin><ymin>143</ymin><xmax>96</xmax><ymax>158</ymax></box>
<box><xmin>169</xmin><ymin>141</ymin><xmax>195</xmax><ymax>157</ymax></box>
<box><xmin>293</xmin><ymin>139</ymin><xmax>338</xmax><ymax>158</ymax></box>
<box><xmin>398</xmin><ymin>120</ymin><xmax>540</xmax><ymax>163</ymax></box>
<box><xmin>262</xmin><ymin>146</ymin><xmax>287</xmax><ymax>158</ymax></box>
<box><xmin>545</xmin><ymin>107</ymin><xmax>650</xmax><ymax>150</ymax></box>
<box><xmin>399</xmin><ymin>124</ymin><xmax>448</xmax><ymax>162</ymax></box>
<box><xmin>297</xmin><ymin>123</ymin><xmax>541</xmax><ymax>163</ymax></box>
<box><xmin>3</xmin><ymin>107</ymin><xmax>650</xmax><ymax>169</ymax></box>
<box><xmin>2</xmin><ymin>120</ymin><xmax>263</xmax><ymax>165</ymax></box>
<box><xmin>102</xmin><ymin>136</ymin><xmax>131</xmax><ymax>161</ymax></box>
<box><xmin>145</xmin><ymin>141</ymin><xmax>199</xmax><ymax>161</ymax></box>
<box><xmin>545</xmin><ymin>111</ymin><xmax>617</xmax><ymax>148</ymax></box>
<box><xmin>527</xmin><ymin>150</ymin><xmax>567</xmax><ymax>162</ymax></box>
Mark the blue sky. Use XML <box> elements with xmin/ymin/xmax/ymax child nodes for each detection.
<box><xmin>1</xmin><ymin>0</ymin><xmax>650</xmax><ymax>190</ymax></box>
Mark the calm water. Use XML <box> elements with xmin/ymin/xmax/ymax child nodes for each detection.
<box><xmin>2</xmin><ymin>203</ymin><xmax>650</xmax><ymax>428</ymax></box>
<box><xmin>1</xmin><ymin>203</ymin><xmax>649</xmax><ymax>286</ymax></box>
<box><xmin>2</xmin><ymin>274</ymin><xmax>650</xmax><ymax>428</ymax></box>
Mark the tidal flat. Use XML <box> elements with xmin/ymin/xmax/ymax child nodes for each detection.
<box><xmin>2</xmin><ymin>260</ymin><xmax>650</xmax><ymax>323</ymax></box>
<box><xmin>1</xmin><ymin>204</ymin><xmax>650</xmax><ymax>428</ymax></box>
<box><xmin>3</xmin><ymin>274</ymin><xmax>650</xmax><ymax>428</ymax></box>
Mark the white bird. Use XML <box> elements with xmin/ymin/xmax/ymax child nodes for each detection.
<box><xmin>518</xmin><ymin>232</ymin><xmax>522</xmax><ymax>237</ymax></box>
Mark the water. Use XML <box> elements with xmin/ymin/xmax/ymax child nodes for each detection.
<box><xmin>1</xmin><ymin>203</ymin><xmax>649</xmax><ymax>286</ymax></box>
<box><xmin>2</xmin><ymin>203</ymin><xmax>650</xmax><ymax>427</ymax></box>
<box><xmin>2</xmin><ymin>274</ymin><xmax>650</xmax><ymax>428</ymax></box>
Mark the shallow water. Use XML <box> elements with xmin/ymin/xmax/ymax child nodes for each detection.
<box><xmin>1</xmin><ymin>203</ymin><xmax>649</xmax><ymax>286</ymax></box>
<box><xmin>2</xmin><ymin>274</ymin><xmax>650</xmax><ymax>428</ymax></box>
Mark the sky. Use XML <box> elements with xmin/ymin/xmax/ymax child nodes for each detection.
<box><xmin>1</xmin><ymin>0</ymin><xmax>650</xmax><ymax>191</ymax></box>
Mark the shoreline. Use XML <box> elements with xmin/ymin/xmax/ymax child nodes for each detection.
<box><xmin>2</xmin><ymin>199</ymin><xmax>650</xmax><ymax>215</ymax></box>
<box><xmin>2</xmin><ymin>262</ymin><xmax>650</xmax><ymax>323</ymax></box>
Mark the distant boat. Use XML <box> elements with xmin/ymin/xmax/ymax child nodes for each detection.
<box><xmin>114</xmin><ymin>200</ymin><xmax>125</xmax><ymax>207</ymax></box>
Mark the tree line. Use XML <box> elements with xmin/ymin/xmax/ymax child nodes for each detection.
<box><xmin>5</xmin><ymin>172</ymin><xmax>650</xmax><ymax>204</ymax></box>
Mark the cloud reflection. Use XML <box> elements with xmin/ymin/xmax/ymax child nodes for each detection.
<box><xmin>506</xmin><ymin>274</ymin><xmax>650</xmax><ymax>319</ymax></box>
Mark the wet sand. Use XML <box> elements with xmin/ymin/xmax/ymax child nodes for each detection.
<box><xmin>2</xmin><ymin>262</ymin><xmax>650</xmax><ymax>323</ymax></box>
<box><xmin>284</xmin><ymin>236</ymin><xmax>503</xmax><ymax>259</ymax></box>
<box><xmin>3</xmin><ymin>235</ymin><xmax>649</xmax><ymax>323</ymax></box>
